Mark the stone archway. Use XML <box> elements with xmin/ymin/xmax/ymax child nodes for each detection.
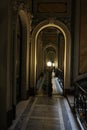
<box><xmin>31</xmin><ymin>19</ymin><xmax>71</xmax><ymax>93</ymax></box>
<box><xmin>43</xmin><ymin>44</ymin><xmax>57</xmax><ymax>67</ymax></box>
<box><xmin>43</xmin><ymin>45</ymin><xmax>56</xmax><ymax>70</ymax></box>
<box><xmin>18</xmin><ymin>10</ymin><xmax>29</xmax><ymax>99</ymax></box>
<box><xmin>14</xmin><ymin>9</ymin><xmax>30</xmax><ymax>104</ymax></box>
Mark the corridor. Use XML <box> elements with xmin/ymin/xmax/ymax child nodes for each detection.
<box><xmin>1</xmin><ymin>1</ymin><xmax>87</xmax><ymax>130</ymax></box>
<box><xmin>8</xmin><ymin>78</ymin><xmax>80</xmax><ymax>130</ymax></box>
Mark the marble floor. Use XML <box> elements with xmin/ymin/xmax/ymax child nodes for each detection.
<box><xmin>8</xmin><ymin>78</ymin><xmax>81</xmax><ymax>130</ymax></box>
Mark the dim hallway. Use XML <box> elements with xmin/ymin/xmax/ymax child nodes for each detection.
<box><xmin>8</xmin><ymin>77</ymin><xmax>81</xmax><ymax>130</ymax></box>
<box><xmin>1</xmin><ymin>1</ymin><xmax>87</xmax><ymax>130</ymax></box>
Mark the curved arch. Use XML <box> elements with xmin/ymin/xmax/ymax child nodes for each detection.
<box><xmin>19</xmin><ymin>10</ymin><xmax>28</xmax><ymax>27</ymax></box>
<box><xmin>15</xmin><ymin>9</ymin><xmax>30</xmax><ymax>100</ymax></box>
<box><xmin>31</xmin><ymin>19</ymin><xmax>71</xmax><ymax>92</ymax></box>
<box><xmin>44</xmin><ymin>45</ymin><xmax>56</xmax><ymax>66</ymax></box>
<box><xmin>43</xmin><ymin>44</ymin><xmax>56</xmax><ymax>52</ymax></box>
<box><xmin>46</xmin><ymin>50</ymin><xmax>56</xmax><ymax>62</ymax></box>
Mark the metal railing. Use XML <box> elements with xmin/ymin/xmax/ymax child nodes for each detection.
<box><xmin>74</xmin><ymin>81</ymin><xmax>87</xmax><ymax>129</ymax></box>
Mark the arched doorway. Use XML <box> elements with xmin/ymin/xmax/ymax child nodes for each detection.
<box><xmin>43</xmin><ymin>45</ymin><xmax>57</xmax><ymax>70</ymax></box>
<box><xmin>13</xmin><ymin>9</ymin><xmax>30</xmax><ymax>104</ymax></box>
<box><xmin>10</xmin><ymin>8</ymin><xmax>31</xmax><ymax>125</ymax></box>
<box><xmin>30</xmin><ymin>19</ymin><xmax>71</xmax><ymax>94</ymax></box>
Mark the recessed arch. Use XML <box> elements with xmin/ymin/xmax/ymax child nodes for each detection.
<box><xmin>43</xmin><ymin>44</ymin><xmax>56</xmax><ymax>51</ymax></box>
<box><xmin>43</xmin><ymin>45</ymin><xmax>56</xmax><ymax>69</ymax></box>
<box><xmin>14</xmin><ymin>9</ymin><xmax>30</xmax><ymax>103</ymax></box>
<box><xmin>30</xmin><ymin>19</ymin><xmax>71</xmax><ymax>92</ymax></box>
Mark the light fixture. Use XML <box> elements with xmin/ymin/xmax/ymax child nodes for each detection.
<box><xmin>47</xmin><ymin>61</ymin><xmax>52</xmax><ymax>67</ymax></box>
<box><xmin>52</xmin><ymin>63</ymin><xmax>55</xmax><ymax>67</ymax></box>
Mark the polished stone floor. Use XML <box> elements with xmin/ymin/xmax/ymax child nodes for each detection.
<box><xmin>8</xmin><ymin>77</ymin><xmax>81</xmax><ymax>130</ymax></box>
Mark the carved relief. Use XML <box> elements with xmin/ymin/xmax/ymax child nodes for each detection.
<box><xmin>38</xmin><ymin>2</ymin><xmax>67</xmax><ymax>13</ymax></box>
<box><xmin>10</xmin><ymin>0</ymin><xmax>30</xmax><ymax>30</ymax></box>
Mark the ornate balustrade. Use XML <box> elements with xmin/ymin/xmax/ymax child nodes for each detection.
<box><xmin>74</xmin><ymin>79</ymin><xmax>87</xmax><ymax>129</ymax></box>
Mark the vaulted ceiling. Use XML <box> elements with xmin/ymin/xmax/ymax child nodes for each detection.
<box><xmin>31</xmin><ymin>0</ymin><xmax>71</xmax><ymax>49</ymax></box>
<box><xmin>41</xmin><ymin>27</ymin><xmax>60</xmax><ymax>47</ymax></box>
<box><xmin>30</xmin><ymin>0</ymin><xmax>70</xmax><ymax>66</ymax></box>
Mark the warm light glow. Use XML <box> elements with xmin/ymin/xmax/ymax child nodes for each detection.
<box><xmin>47</xmin><ymin>61</ymin><xmax>52</xmax><ymax>67</ymax></box>
<box><xmin>52</xmin><ymin>63</ymin><xmax>55</xmax><ymax>67</ymax></box>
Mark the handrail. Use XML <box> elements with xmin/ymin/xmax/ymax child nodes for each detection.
<box><xmin>74</xmin><ymin>82</ymin><xmax>87</xmax><ymax>95</ymax></box>
<box><xmin>74</xmin><ymin>81</ymin><xmax>87</xmax><ymax>130</ymax></box>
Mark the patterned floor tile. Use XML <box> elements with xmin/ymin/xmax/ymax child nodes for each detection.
<box><xmin>8</xmin><ymin>77</ymin><xmax>80</xmax><ymax>130</ymax></box>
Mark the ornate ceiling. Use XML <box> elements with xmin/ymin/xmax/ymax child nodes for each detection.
<box><xmin>41</xmin><ymin>27</ymin><xmax>61</xmax><ymax>47</ymax></box>
<box><xmin>31</xmin><ymin>0</ymin><xmax>71</xmax><ymax>52</ymax></box>
<box><xmin>32</xmin><ymin>0</ymin><xmax>71</xmax><ymax>16</ymax></box>
<box><xmin>31</xmin><ymin>0</ymin><xmax>70</xmax><ymax>65</ymax></box>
